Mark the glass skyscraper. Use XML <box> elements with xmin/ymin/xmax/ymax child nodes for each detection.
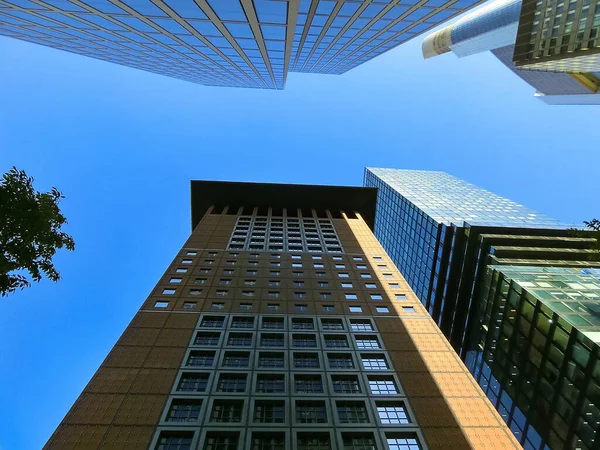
<box><xmin>0</xmin><ymin>0</ymin><xmax>485</xmax><ymax>89</ymax></box>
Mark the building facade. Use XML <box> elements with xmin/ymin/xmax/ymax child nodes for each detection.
<box><xmin>469</xmin><ymin>266</ymin><xmax>600</xmax><ymax>450</ymax></box>
<box><xmin>0</xmin><ymin>0</ymin><xmax>485</xmax><ymax>89</ymax></box>
<box><xmin>43</xmin><ymin>180</ymin><xmax>519</xmax><ymax>450</ymax></box>
<box><xmin>421</xmin><ymin>0</ymin><xmax>600</xmax><ymax>104</ymax></box>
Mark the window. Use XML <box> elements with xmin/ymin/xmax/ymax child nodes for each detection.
<box><xmin>247</xmin><ymin>270</ymin><xmax>257</xmax><ymax>275</ymax></box>
<box><xmin>228</xmin><ymin>332</ymin><xmax>252</xmax><ymax>346</ymax></box>
<box><xmin>349</xmin><ymin>306</ymin><xmax>362</xmax><ymax>313</ymax></box>
<box><xmin>203</xmin><ymin>432</ymin><xmax>239</xmax><ymax>450</ymax></box>
<box><xmin>356</xmin><ymin>336</ymin><xmax>381</xmax><ymax>349</ymax></box>
<box><xmin>250</xmin><ymin>432</ymin><xmax>285</xmax><ymax>450</ymax></box>
<box><xmin>195</xmin><ymin>332</ymin><xmax>220</xmax><ymax>346</ymax></box>
<box><xmin>262</xmin><ymin>317</ymin><xmax>284</xmax><ymax>329</ymax></box>
<box><xmin>244</xmin><ymin>279</ymin><xmax>257</xmax><ymax>286</ymax></box>
<box><xmin>156</xmin><ymin>432</ymin><xmax>193</xmax><ymax>450</ymax></box>
<box><xmin>383</xmin><ymin>273</ymin><xmax>394</xmax><ymax>279</ymax></box>
<box><xmin>258</xmin><ymin>352</ymin><xmax>284</xmax><ymax>368</ymax></box>
<box><xmin>195</xmin><ymin>278</ymin><xmax>207</xmax><ymax>284</ymax></box>
<box><xmin>324</xmin><ymin>335</ymin><xmax>349</xmax><ymax>348</ymax></box>
<box><xmin>318</xmin><ymin>281</ymin><xmax>329</xmax><ymax>288</ymax></box>
<box><xmin>356</xmin><ymin>265</ymin><xmax>367</xmax><ymax>271</ymax></box>
<box><xmin>292</xmin><ymin>271</ymin><xmax>304</xmax><ymax>277</ymax></box>
<box><xmin>341</xmin><ymin>283</ymin><xmax>353</xmax><ymax>288</ymax></box>
<box><xmin>328</xmin><ymin>353</ymin><xmax>354</xmax><ymax>369</ymax></box>
<box><xmin>386</xmin><ymin>434</ymin><xmax>421</xmax><ymax>450</ymax></box>
<box><xmin>242</xmin><ymin>291</ymin><xmax>255</xmax><ymax>297</ymax></box>
<box><xmin>223</xmin><ymin>269</ymin><xmax>234</xmax><ymax>275</ymax></box>
<box><xmin>345</xmin><ymin>293</ymin><xmax>358</xmax><ymax>300</ymax></box>
<box><xmin>271</xmin><ymin>261</ymin><xmax>281</xmax><ymax>267</ymax></box>
<box><xmin>294</xmin><ymin>374</ymin><xmax>323</xmax><ymax>393</ymax></box>
<box><xmin>321</xmin><ymin>318</ymin><xmax>343</xmax><ymax>330</ymax></box>
<box><xmin>322</xmin><ymin>304</ymin><xmax>335</xmax><ymax>312</ymax></box>
<box><xmin>295</xmin><ymin>304</ymin><xmax>308</xmax><ymax>312</ymax></box>
<box><xmin>187</xmin><ymin>351</ymin><xmax>215</xmax><ymax>367</ymax></box>
<box><xmin>182</xmin><ymin>259</ymin><xmax>193</xmax><ymax>264</ymax></box>
<box><xmin>350</xmin><ymin>319</ymin><xmax>373</xmax><ymax>331</ymax></box>
<box><xmin>365</xmin><ymin>283</ymin><xmax>376</xmax><ymax>288</ymax></box>
<box><xmin>254</xmin><ymin>400</ymin><xmax>285</xmax><ymax>423</ymax></box>
<box><xmin>211</xmin><ymin>302</ymin><xmax>225</xmax><ymax>310</ymax></box>
<box><xmin>222</xmin><ymin>351</ymin><xmax>249</xmax><ymax>368</ymax></box>
<box><xmin>291</xmin><ymin>255</ymin><xmax>301</xmax><ymax>260</ymax></box>
<box><xmin>319</xmin><ymin>292</ymin><xmax>332</xmax><ymax>299</ymax></box>
<box><xmin>353</xmin><ymin>257</ymin><xmax>363</xmax><ymax>261</ymax></box>
<box><xmin>155</xmin><ymin>301</ymin><xmax>169</xmax><ymax>308</ymax></box>
<box><xmin>370</xmin><ymin>294</ymin><xmax>383</xmax><ymax>300</ymax></box>
<box><xmin>297</xmin><ymin>433</ymin><xmax>331</xmax><ymax>450</ymax></box>
<box><xmin>271</xmin><ymin>254</ymin><xmax>281</xmax><ymax>259</ymax></box>
<box><xmin>217</xmin><ymin>373</ymin><xmax>247</xmax><ymax>392</ymax></box>
<box><xmin>216</xmin><ymin>290</ymin><xmax>228</xmax><ymax>297</ymax></box>
<box><xmin>293</xmin><ymin>334</ymin><xmax>317</xmax><ymax>348</ymax></box>
<box><xmin>342</xmin><ymin>433</ymin><xmax>377</xmax><ymax>450</ymax></box>
<box><xmin>337</xmin><ymin>401</ymin><xmax>369</xmax><ymax>423</ymax></box>
<box><xmin>183</xmin><ymin>302</ymin><xmax>197</xmax><ymax>310</ymax></box>
<box><xmin>239</xmin><ymin>303</ymin><xmax>253</xmax><ymax>311</ymax></box>
<box><xmin>169</xmin><ymin>277</ymin><xmax>182</xmax><ymax>284</ymax></box>
<box><xmin>199</xmin><ymin>268</ymin><xmax>211</xmax><ymax>274</ymax></box>
<box><xmin>377</xmin><ymin>264</ymin><xmax>388</xmax><ymax>269</ymax></box>
<box><xmin>377</xmin><ymin>403</ymin><xmax>410</xmax><ymax>424</ymax></box>
<box><xmin>225</xmin><ymin>260</ymin><xmax>236</xmax><ymax>266</ymax></box>
<box><xmin>314</xmin><ymin>263</ymin><xmax>325</xmax><ymax>268</ymax></box>
<box><xmin>201</xmin><ymin>316</ymin><xmax>225</xmax><ymax>328</ymax></box>
<box><xmin>312</xmin><ymin>255</ymin><xmax>322</xmax><ymax>260</ymax></box>
<box><xmin>292</xmin><ymin>263</ymin><xmax>303</xmax><ymax>268</ymax></box>
<box><xmin>256</xmin><ymin>374</ymin><xmax>285</xmax><ymax>393</ymax></box>
<box><xmin>162</xmin><ymin>288</ymin><xmax>176</xmax><ymax>295</ymax></box>
<box><xmin>316</xmin><ymin>272</ymin><xmax>326</xmax><ymax>277</ymax></box>
<box><xmin>269</xmin><ymin>280</ymin><xmax>280</xmax><ymax>286</ymax></box>
<box><xmin>389</xmin><ymin>283</ymin><xmax>400</xmax><ymax>289</ymax></box>
<box><xmin>292</xmin><ymin>318</ymin><xmax>314</xmax><ymax>330</ymax></box>
<box><xmin>293</xmin><ymin>281</ymin><xmax>305</xmax><ymax>287</ymax></box>
<box><xmin>210</xmin><ymin>400</ymin><xmax>243</xmax><ymax>423</ymax></box>
<box><xmin>248</xmin><ymin>260</ymin><xmax>259</xmax><ymax>266</ymax></box>
<box><xmin>376</xmin><ymin>306</ymin><xmax>389</xmax><ymax>313</ymax></box>
<box><xmin>373</xmin><ymin>256</ymin><xmax>383</xmax><ymax>261</ymax></box>
<box><xmin>361</xmin><ymin>273</ymin><xmax>372</xmax><ymax>279</ymax></box>
<box><xmin>267</xmin><ymin>303</ymin><xmax>280</xmax><ymax>311</ymax></box>
<box><xmin>335</xmin><ymin>264</ymin><xmax>346</xmax><ymax>269</ymax></box>
<box><xmin>268</xmin><ymin>291</ymin><xmax>280</xmax><ymax>298</ymax></box>
<box><xmin>369</xmin><ymin>375</ymin><xmax>399</xmax><ymax>395</ymax></box>
<box><xmin>270</xmin><ymin>270</ymin><xmax>280</xmax><ymax>276</ymax></box>
<box><xmin>395</xmin><ymin>294</ymin><xmax>407</xmax><ymax>301</ymax></box>
<box><xmin>231</xmin><ymin>317</ymin><xmax>254</xmax><ymax>328</ymax></box>
<box><xmin>296</xmin><ymin>400</ymin><xmax>327</xmax><ymax>423</ymax></box>
<box><xmin>332</xmin><ymin>375</ymin><xmax>362</xmax><ymax>394</ymax></box>
<box><xmin>176</xmin><ymin>268</ymin><xmax>188</xmax><ymax>273</ymax></box>
<box><xmin>361</xmin><ymin>354</ymin><xmax>389</xmax><ymax>370</ymax></box>
<box><xmin>207</xmin><ymin>252</ymin><xmax>217</xmax><ymax>256</ymax></box>
<box><xmin>338</xmin><ymin>273</ymin><xmax>350</xmax><ymax>278</ymax></box>
<box><xmin>402</xmin><ymin>306</ymin><xmax>416</xmax><ymax>313</ymax></box>
<box><xmin>294</xmin><ymin>352</ymin><xmax>320</xmax><ymax>368</ymax></box>
<box><xmin>294</xmin><ymin>292</ymin><xmax>307</xmax><ymax>300</ymax></box>
<box><xmin>261</xmin><ymin>333</ymin><xmax>284</xmax><ymax>347</ymax></box>
<box><xmin>204</xmin><ymin>259</ymin><xmax>215</xmax><ymax>265</ymax></box>
<box><xmin>178</xmin><ymin>373</ymin><xmax>209</xmax><ymax>392</ymax></box>
<box><xmin>332</xmin><ymin>256</ymin><xmax>342</xmax><ymax>261</ymax></box>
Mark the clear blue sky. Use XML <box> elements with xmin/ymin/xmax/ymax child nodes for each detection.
<box><xmin>0</xmin><ymin>28</ymin><xmax>598</xmax><ymax>450</ymax></box>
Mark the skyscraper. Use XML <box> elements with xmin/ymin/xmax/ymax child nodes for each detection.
<box><xmin>364</xmin><ymin>167</ymin><xmax>600</xmax><ymax>449</ymax></box>
<box><xmin>0</xmin><ymin>0</ymin><xmax>486</xmax><ymax>89</ymax></box>
<box><xmin>421</xmin><ymin>0</ymin><xmax>600</xmax><ymax>104</ymax></box>
<box><xmin>44</xmin><ymin>180</ymin><xmax>519</xmax><ymax>450</ymax></box>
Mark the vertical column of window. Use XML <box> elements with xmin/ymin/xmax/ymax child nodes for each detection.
<box><xmin>287</xmin><ymin>218</ymin><xmax>304</xmax><ymax>252</ymax></box>
<box><xmin>269</xmin><ymin>217</ymin><xmax>285</xmax><ymax>252</ymax></box>
<box><xmin>319</xmin><ymin>219</ymin><xmax>343</xmax><ymax>253</ymax></box>
<box><xmin>303</xmin><ymin>217</ymin><xmax>324</xmax><ymax>253</ymax></box>
<box><xmin>249</xmin><ymin>216</ymin><xmax>268</xmax><ymax>251</ymax></box>
<box><xmin>228</xmin><ymin>216</ymin><xmax>252</xmax><ymax>250</ymax></box>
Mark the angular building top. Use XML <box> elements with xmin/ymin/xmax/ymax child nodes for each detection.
<box><xmin>0</xmin><ymin>0</ymin><xmax>485</xmax><ymax>89</ymax></box>
<box><xmin>365</xmin><ymin>167</ymin><xmax>568</xmax><ymax>228</ymax></box>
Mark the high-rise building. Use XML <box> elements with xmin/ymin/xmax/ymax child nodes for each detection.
<box><xmin>364</xmin><ymin>167</ymin><xmax>600</xmax><ymax>449</ymax></box>
<box><xmin>421</xmin><ymin>0</ymin><xmax>600</xmax><ymax>104</ymax></box>
<box><xmin>0</xmin><ymin>0</ymin><xmax>486</xmax><ymax>89</ymax></box>
<box><xmin>44</xmin><ymin>180</ymin><xmax>520</xmax><ymax>450</ymax></box>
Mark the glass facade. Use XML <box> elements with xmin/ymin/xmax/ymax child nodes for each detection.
<box><xmin>0</xmin><ymin>0</ymin><xmax>485</xmax><ymax>89</ymax></box>
<box><xmin>467</xmin><ymin>265</ymin><xmax>600</xmax><ymax>450</ymax></box>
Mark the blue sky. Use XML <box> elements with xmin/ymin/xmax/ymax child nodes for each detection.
<box><xmin>0</xmin><ymin>28</ymin><xmax>599</xmax><ymax>450</ymax></box>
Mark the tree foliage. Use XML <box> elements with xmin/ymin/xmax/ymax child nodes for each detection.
<box><xmin>569</xmin><ymin>218</ymin><xmax>600</xmax><ymax>262</ymax></box>
<box><xmin>0</xmin><ymin>167</ymin><xmax>75</xmax><ymax>296</ymax></box>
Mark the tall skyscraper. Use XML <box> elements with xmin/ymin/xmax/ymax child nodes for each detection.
<box><xmin>0</xmin><ymin>0</ymin><xmax>486</xmax><ymax>89</ymax></box>
<box><xmin>365</xmin><ymin>167</ymin><xmax>600</xmax><ymax>449</ymax></box>
<box><xmin>44</xmin><ymin>180</ymin><xmax>520</xmax><ymax>450</ymax></box>
<box><xmin>421</xmin><ymin>0</ymin><xmax>600</xmax><ymax>104</ymax></box>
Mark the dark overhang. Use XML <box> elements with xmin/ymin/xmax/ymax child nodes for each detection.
<box><xmin>191</xmin><ymin>180</ymin><xmax>378</xmax><ymax>231</ymax></box>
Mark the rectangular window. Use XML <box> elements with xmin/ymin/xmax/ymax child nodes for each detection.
<box><xmin>345</xmin><ymin>293</ymin><xmax>358</xmax><ymax>300</ymax></box>
<box><xmin>156</xmin><ymin>432</ymin><xmax>193</xmax><ymax>450</ymax></box>
<box><xmin>294</xmin><ymin>374</ymin><xmax>323</xmax><ymax>393</ymax></box>
<box><xmin>203</xmin><ymin>432</ymin><xmax>239</xmax><ymax>450</ymax></box>
<box><xmin>177</xmin><ymin>373</ymin><xmax>209</xmax><ymax>392</ymax></box>
<box><xmin>187</xmin><ymin>351</ymin><xmax>215</xmax><ymax>367</ymax></box>
<box><xmin>322</xmin><ymin>305</ymin><xmax>335</xmax><ymax>312</ymax></box>
<box><xmin>195</xmin><ymin>278</ymin><xmax>207</xmax><ymax>284</ymax></box>
<box><xmin>256</xmin><ymin>374</ymin><xmax>285</xmax><ymax>393</ymax></box>
<box><xmin>376</xmin><ymin>306</ymin><xmax>389</xmax><ymax>313</ymax></box>
<box><xmin>324</xmin><ymin>335</ymin><xmax>349</xmax><ymax>348</ymax></box>
<box><xmin>328</xmin><ymin>353</ymin><xmax>354</xmax><ymax>369</ymax></box>
<box><xmin>368</xmin><ymin>376</ymin><xmax>399</xmax><ymax>395</ymax></box>
<box><xmin>194</xmin><ymin>332</ymin><xmax>220</xmax><ymax>346</ymax></box>
<box><xmin>395</xmin><ymin>294</ymin><xmax>408</xmax><ymax>301</ymax></box>
<box><xmin>258</xmin><ymin>352</ymin><xmax>285</xmax><ymax>368</ymax></box>
<box><xmin>217</xmin><ymin>373</ymin><xmax>247</xmax><ymax>392</ymax></box>
<box><xmin>210</xmin><ymin>400</ymin><xmax>243</xmax><ymax>423</ymax></box>
<box><xmin>341</xmin><ymin>282</ymin><xmax>353</xmax><ymax>288</ymax></box>
<box><xmin>254</xmin><ymin>400</ymin><xmax>285</xmax><ymax>423</ymax></box>
<box><xmin>377</xmin><ymin>402</ymin><xmax>410</xmax><ymax>424</ymax></box>
<box><xmin>267</xmin><ymin>303</ymin><xmax>280</xmax><ymax>311</ymax></box>
<box><xmin>222</xmin><ymin>351</ymin><xmax>249</xmax><ymax>368</ymax></box>
<box><xmin>338</xmin><ymin>273</ymin><xmax>350</xmax><ymax>278</ymax></box>
<box><xmin>365</xmin><ymin>283</ymin><xmax>376</xmax><ymax>288</ymax></box>
<box><xmin>370</xmin><ymin>294</ymin><xmax>383</xmax><ymax>300</ymax></box>
<box><xmin>227</xmin><ymin>332</ymin><xmax>252</xmax><ymax>346</ymax></box>
<box><xmin>251</xmin><ymin>432</ymin><xmax>285</xmax><ymax>450</ymax></box>
<box><xmin>383</xmin><ymin>273</ymin><xmax>394</xmax><ymax>279</ymax></box>
<box><xmin>201</xmin><ymin>316</ymin><xmax>225</xmax><ymax>328</ymax></box>
<box><xmin>321</xmin><ymin>318</ymin><xmax>343</xmax><ymax>330</ymax></box>
<box><xmin>402</xmin><ymin>306</ymin><xmax>416</xmax><ymax>313</ymax></box>
<box><xmin>231</xmin><ymin>317</ymin><xmax>254</xmax><ymax>328</ymax></box>
<box><xmin>294</xmin><ymin>352</ymin><xmax>320</xmax><ymax>368</ymax></box>
<box><xmin>389</xmin><ymin>283</ymin><xmax>400</xmax><ymax>289</ymax></box>
<box><xmin>296</xmin><ymin>400</ymin><xmax>327</xmax><ymax>423</ymax></box>
<box><xmin>361</xmin><ymin>273</ymin><xmax>372</xmax><ymax>279</ymax></box>
<box><xmin>212</xmin><ymin>302</ymin><xmax>225</xmax><ymax>310</ymax></box>
<box><xmin>337</xmin><ymin>401</ymin><xmax>369</xmax><ymax>423</ymax></box>
<box><xmin>349</xmin><ymin>306</ymin><xmax>362</xmax><ymax>313</ymax></box>
<box><xmin>342</xmin><ymin>433</ymin><xmax>376</xmax><ymax>450</ymax></box>
<box><xmin>293</xmin><ymin>334</ymin><xmax>317</xmax><ymax>347</ymax></box>
<box><xmin>155</xmin><ymin>301</ymin><xmax>169</xmax><ymax>308</ymax></box>
<box><xmin>292</xmin><ymin>318</ymin><xmax>314</xmax><ymax>330</ymax></box>
<box><xmin>162</xmin><ymin>289</ymin><xmax>176</xmax><ymax>295</ymax></box>
<box><xmin>297</xmin><ymin>433</ymin><xmax>331</xmax><ymax>450</ymax></box>
<box><xmin>295</xmin><ymin>304</ymin><xmax>308</xmax><ymax>312</ymax></box>
<box><xmin>355</xmin><ymin>335</ymin><xmax>381</xmax><ymax>349</ymax></box>
<box><xmin>268</xmin><ymin>291</ymin><xmax>280</xmax><ymax>298</ymax></box>
<box><xmin>260</xmin><ymin>333</ymin><xmax>284</xmax><ymax>347</ymax></box>
<box><xmin>269</xmin><ymin>280</ymin><xmax>280</xmax><ymax>286</ymax></box>
<box><xmin>332</xmin><ymin>374</ymin><xmax>362</xmax><ymax>394</ymax></box>
<box><xmin>386</xmin><ymin>433</ymin><xmax>421</xmax><ymax>449</ymax></box>
<box><xmin>169</xmin><ymin>277</ymin><xmax>182</xmax><ymax>283</ymax></box>
<box><xmin>262</xmin><ymin>317</ymin><xmax>284</xmax><ymax>329</ymax></box>
<box><xmin>316</xmin><ymin>272</ymin><xmax>326</xmax><ymax>277</ymax></box>
<box><xmin>350</xmin><ymin>319</ymin><xmax>373</xmax><ymax>331</ymax></box>
<box><xmin>166</xmin><ymin>399</ymin><xmax>202</xmax><ymax>422</ymax></box>
<box><xmin>176</xmin><ymin>268</ymin><xmax>188</xmax><ymax>273</ymax></box>
<box><xmin>183</xmin><ymin>302</ymin><xmax>197</xmax><ymax>310</ymax></box>
<box><xmin>361</xmin><ymin>354</ymin><xmax>389</xmax><ymax>370</ymax></box>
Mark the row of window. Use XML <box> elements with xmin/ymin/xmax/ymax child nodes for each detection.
<box><xmin>185</xmin><ymin>350</ymin><xmax>391</xmax><ymax>371</ymax></box>
<box><xmin>169</xmin><ymin>277</ymin><xmax>398</xmax><ymax>287</ymax></box>
<box><xmin>176</xmin><ymin>372</ymin><xmax>401</xmax><ymax>397</ymax></box>
<box><xmin>181</xmin><ymin>250</ymin><xmax>371</xmax><ymax>262</ymax></box>
<box><xmin>163</xmin><ymin>397</ymin><xmax>410</xmax><ymax>426</ymax></box>
<box><xmin>156</xmin><ymin>429</ymin><xmax>421</xmax><ymax>450</ymax></box>
<box><xmin>197</xmin><ymin>316</ymin><xmax>377</xmax><ymax>331</ymax></box>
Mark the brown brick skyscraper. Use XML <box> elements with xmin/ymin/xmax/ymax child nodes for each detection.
<box><xmin>45</xmin><ymin>181</ymin><xmax>520</xmax><ymax>450</ymax></box>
